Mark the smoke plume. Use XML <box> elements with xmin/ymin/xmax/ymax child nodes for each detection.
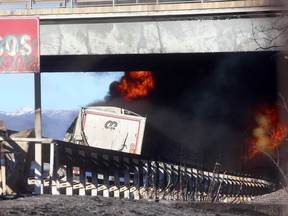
<box><xmin>91</xmin><ymin>52</ymin><xmax>278</xmax><ymax>173</ymax></box>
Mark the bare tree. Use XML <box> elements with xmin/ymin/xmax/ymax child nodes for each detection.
<box><xmin>250</xmin><ymin>16</ymin><xmax>288</xmax><ymax>51</ymax></box>
<box><xmin>253</xmin><ymin>145</ymin><xmax>288</xmax><ymax>190</ymax></box>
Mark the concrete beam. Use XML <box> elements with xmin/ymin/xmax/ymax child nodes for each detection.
<box><xmin>40</xmin><ymin>16</ymin><xmax>287</xmax><ymax>55</ymax></box>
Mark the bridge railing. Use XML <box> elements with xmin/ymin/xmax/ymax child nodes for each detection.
<box><xmin>24</xmin><ymin>140</ymin><xmax>274</xmax><ymax>201</ymax></box>
<box><xmin>0</xmin><ymin>0</ymin><xmax>260</xmax><ymax>10</ymax></box>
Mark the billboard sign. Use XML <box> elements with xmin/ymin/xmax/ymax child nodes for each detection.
<box><xmin>0</xmin><ymin>17</ymin><xmax>40</xmax><ymax>73</ymax></box>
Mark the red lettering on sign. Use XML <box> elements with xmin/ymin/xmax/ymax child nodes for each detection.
<box><xmin>0</xmin><ymin>18</ymin><xmax>39</xmax><ymax>73</ymax></box>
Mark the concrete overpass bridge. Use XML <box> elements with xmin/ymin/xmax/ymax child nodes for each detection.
<box><xmin>0</xmin><ymin>1</ymin><xmax>287</xmax><ymax>197</ymax></box>
<box><xmin>0</xmin><ymin>0</ymin><xmax>287</xmax><ymax>72</ymax></box>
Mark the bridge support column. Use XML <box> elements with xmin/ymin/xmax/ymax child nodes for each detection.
<box><xmin>34</xmin><ymin>73</ymin><xmax>43</xmax><ymax>195</ymax></box>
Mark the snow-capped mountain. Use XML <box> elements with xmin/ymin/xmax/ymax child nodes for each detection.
<box><xmin>0</xmin><ymin>108</ymin><xmax>78</xmax><ymax>140</ymax></box>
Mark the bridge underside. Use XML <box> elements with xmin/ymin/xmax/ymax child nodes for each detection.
<box><xmin>39</xmin><ymin>51</ymin><xmax>278</xmax><ymax>72</ymax></box>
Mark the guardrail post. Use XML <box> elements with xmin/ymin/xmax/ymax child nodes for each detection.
<box><xmin>79</xmin><ymin>150</ymin><xmax>86</xmax><ymax>196</ymax></box>
<box><xmin>90</xmin><ymin>152</ymin><xmax>98</xmax><ymax>196</ymax></box>
<box><xmin>113</xmin><ymin>155</ymin><xmax>120</xmax><ymax>198</ymax></box>
<box><xmin>123</xmin><ymin>157</ymin><xmax>130</xmax><ymax>199</ymax></box>
<box><xmin>0</xmin><ymin>143</ymin><xmax>6</xmax><ymax>196</ymax></box>
<box><xmin>132</xmin><ymin>158</ymin><xmax>140</xmax><ymax>200</ymax></box>
<box><xmin>49</xmin><ymin>142</ymin><xmax>54</xmax><ymax>195</ymax></box>
<box><xmin>50</xmin><ymin>142</ymin><xmax>60</xmax><ymax>195</ymax></box>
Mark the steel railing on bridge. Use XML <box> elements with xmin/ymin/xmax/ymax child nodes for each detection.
<box><xmin>0</xmin><ymin>0</ymin><xmax>260</xmax><ymax>10</ymax></box>
<box><xmin>0</xmin><ymin>130</ymin><xmax>277</xmax><ymax>201</ymax></box>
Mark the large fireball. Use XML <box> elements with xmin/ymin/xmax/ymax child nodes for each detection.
<box><xmin>112</xmin><ymin>71</ymin><xmax>155</xmax><ymax>100</ymax></box>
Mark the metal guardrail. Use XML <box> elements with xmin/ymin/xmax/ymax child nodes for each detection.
<box><xmin>25</xmin><ymin>140</ymin><xmax>275</xmax><ymax>202</ymax></box>
<box><xmin>0</xmin><ymin>134</ymin><xmax>276</xmax><ymax>200</ymax></box>
<box><xmin>0</xmin><ymin>0</ymin><xmax>261</xmax><ymax>10</ymax></box>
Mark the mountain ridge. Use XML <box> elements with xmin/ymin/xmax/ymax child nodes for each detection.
<box><xmin>0</xmin><ymin>108</ymin><xmax>78</xmax><ymax>140</ymax></box>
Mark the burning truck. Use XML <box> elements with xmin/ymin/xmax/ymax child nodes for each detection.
<box><xmin>63</xmin><ymin>106</ymin><xmax>146</xmax><ymax>155</ymax></box>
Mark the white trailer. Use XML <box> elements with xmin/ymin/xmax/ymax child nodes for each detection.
<box><xmin>64</xmin><ymin>106</ymin><xmax>146</xmax><ymax>155</ymax></box>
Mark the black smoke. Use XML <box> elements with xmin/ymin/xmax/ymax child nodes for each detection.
<box><xmin>91</xmin><ymin>52</ymin><xmax>278</xmax><ymax>174</ymax></box>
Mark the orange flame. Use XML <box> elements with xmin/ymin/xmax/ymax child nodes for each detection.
<box><xmin>245</xmin><ymin>104</ymin><xmax>288</xmax><ymax>160</ymax></box>
<box><xmin>113</xmin><ymin>71</ymin><xmax>155</xmax><ymax>100</ymax></box>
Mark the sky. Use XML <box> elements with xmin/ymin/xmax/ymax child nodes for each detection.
<box><xmin>0</xmin><ymin>72</ymin><xmax>124</xmax><ymax>112</ymax></box>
